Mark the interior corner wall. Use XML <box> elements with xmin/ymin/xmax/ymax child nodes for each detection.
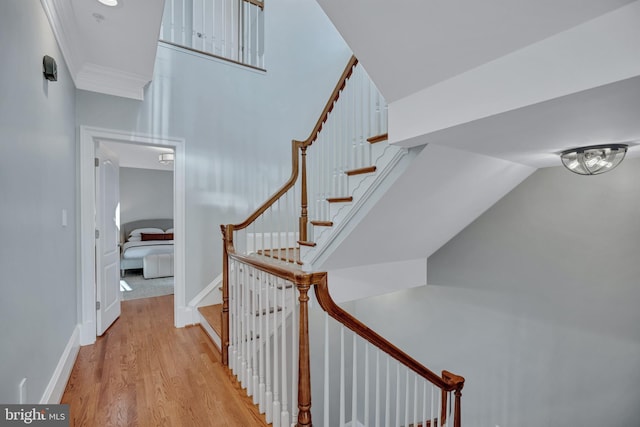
<box><xmin>0</xmin><ymin>1</ymin><xmax>77</xmax><ymax>404</ymax></box>
<box><xmin>75</xmin><ymin>0</ymin><xmax>351</xmax><ymax>302</ymax></box>
<box><xmin>119</xmin><ymin>167</ymin><xmax>174</xmax><ymax>225</ymax></box>
<box><xmin>349</xmin><ymin>158</ymin><xmax>640</xmax><ymax>426</ymax></box>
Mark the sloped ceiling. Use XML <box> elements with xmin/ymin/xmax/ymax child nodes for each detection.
<box><xmin>41</xmin><ymin>0</ymin><xmax>165</xmax><ymax>100</ymax></box>
<box><xmin>317</xmin><ymin>0</ymin><xmax>640</xmax><ymax>168</ymax></box>
<box><xmin>317</xmin><ymin>0</ymin><xmax>635</xmax><ymax>103</ymax></box>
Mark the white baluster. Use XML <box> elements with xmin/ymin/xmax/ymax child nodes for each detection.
<box><xmin>258</xmin><ymin>269</ymin><xmax>265</xmax><ymax>412</ymax></box>
<box><xmin>280</xmin><ymin>278</ymin><xmax>289</xmax><ymax>427</ymax></box>
<box><xmin>374</xmin><ymin>349</ymin><xmax>380</xmax><ymax>427</ymax></box>
<box><xmin>364</xmin><ymin>342</ymin><xmax>370</xmax><ymax>427</ymax></box>
<box><xmin>340</xmin><ymin>326</ymin><xmax>345</xmax><ymax>427</ymax></box>
<box><xmin>395</xmin><ymin>363</ymin><xmax>401</xmax><ymax>427</ymax></box>
<box><xmin>272</xmin><ymin>277</ymin><xmax>280</xmax><ymax>427</ymax></box>
<box><xmin>422</xmin><ymin>380</ymin><xmax>428</xmax><ymax>426</ymax></box>
<box><xmin>265</xmin><ymin>270</ymin><xmax>272</xmax><ymax>423</ymax></box>
<box><xmin>351</xmin><ymin>334</ymin><xmax>357</xmax><ymax>426</ymax></box>
<box><xmin>404</xmin><ymin>368</ymin><xmax>410</xmax><ymax>427</ymax></box>
<box><xmin>384</xmin><ymin>357</ymin><xmax>390</xmax><ymax>427</ymax></box>
<box><xmin>323</xmin><ymin>312</ymin><xmax>330</xmax><ymax>427</ymax></box>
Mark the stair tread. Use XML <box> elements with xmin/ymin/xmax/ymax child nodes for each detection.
<box><xmin>327</xmin><ymin>196</ymin><xmax>353</xmax><ymax>203</ymax></box>
<box><xmin>198</xmin><ymin>304</ymin><xmax>223</xmax><ymax>337</ymax></box>
<box><xmin>311</xmin><ymin>220</ymin><xmax>333</xmax><ymax>227</ymax></box>
<box><xmin>367</xmin><ymin>133</ymin><xmax>388</xmax><ymax>144</ymax></box>
<box><xmin>346</xmin><ymin>165</ymin><xmax>377</xmax><ymax>176</ymax></box>
<box><xmin>256</xmin><ymin>248</ymin><xmax>301</xmax><ymax>265</ymax></box>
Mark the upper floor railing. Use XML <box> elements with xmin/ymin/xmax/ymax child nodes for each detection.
<box><xmin>160</xmin><ymin>0</ymin><xmax>265</xmax><ymax>69</ymax></box>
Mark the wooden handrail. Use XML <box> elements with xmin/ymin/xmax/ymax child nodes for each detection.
<box><xmin>242</xmin><ymin>0</ymin><xmax>264</xmax><ymax>10</ymax></box>
<box><xmin>294</xmin><ymin>56</ymin><xmax>358</xmax><ymax>148</ymax></box>
<box><xmin>232</xmin><ymin>139</ymin><xmax>303</xmax><ymax>231</ymax></box>
<box><xmin>313</xmin><ymin>275</ymin><xmax>464</xmax><ymax>392</ymax></box>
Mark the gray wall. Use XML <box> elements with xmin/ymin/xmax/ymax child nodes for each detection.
<box><xmin>0</xmin><ymin>0</ymin><xmax>77</xmax><ymax>403</ymax></box>
<box><xmin>119</xmin><ymin>167</ymin><xmax>174</xmax><ymax>225</ymax></box>
<box><xmin>76</xmin><ymin>0</ymin><xmax>352</xmax><ymax>301</ymax></box>
<box><xmin>348</xmin><ymin>158</ymin><xmax>640</xmax><ymax>427</ymax></box>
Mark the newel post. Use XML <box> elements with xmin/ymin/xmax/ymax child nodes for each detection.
<box><xmin>299</xmin><ymin>145</ymin><xmax>308</xmax><ymax>242</ymax></box>
<box><xmin>221</xmin><ymin>224</ymin><xmax>233</xmax><ymax>366</ymax></box>
<box><xmin>296</xmin><ymin>281</ymin><xmax>312</xmax><ymax>427</ymax></box>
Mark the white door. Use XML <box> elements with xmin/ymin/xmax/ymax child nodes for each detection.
<box><xmin>96</xmin><ymin>143</ymin><xmax>121</xmax><ymax>335</ymax></box>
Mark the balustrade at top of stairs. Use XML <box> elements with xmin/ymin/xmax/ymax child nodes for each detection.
<box><xmin>218</xmin><ymin>56</ymin><xmax>465</xmax><ymax>427</ymax></box>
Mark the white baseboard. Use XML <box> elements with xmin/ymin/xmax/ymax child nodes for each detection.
<box><xmin>181</xmin><ymin>273</ymin><xmax>224</xmax><ymax>326</ymax></box>
<box><xmin>41</xmin><ymin>325</ymin><xmax>80</xmax><ymax>404</ymax></box>
<box><xmin>79</xmin><ymin>321</ymin><xmax>96</xmax><ymax>346</ymax></box>
<box><xmin>175</xmin><ymin>305</ymin><xmax>195</xmax><ymax>328</ymax></box>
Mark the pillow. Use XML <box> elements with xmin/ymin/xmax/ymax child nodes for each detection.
<box><xmin>127</xmin><ymin>235</ymin><xmax>141</xmax><ymax>242</ymax></box>
<box><xmin>141</xmin><ymin>233</ymin><xmax>167</xmax><ymax>241</ymax></box>
<box><xmin>165</xmin><ymin>228</ymin><xmax>174</xmax><ymax>234</ymax></box>
<box><xmin>129</xmin><ymin>227</ymin><xmax>164</xmax><ymax>237</ymax></box>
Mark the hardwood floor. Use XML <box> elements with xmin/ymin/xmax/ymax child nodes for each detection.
<box><xmin>62</xmin><ymin>295</ymin><xmax>268</xmax><ymax>427</ymax></box>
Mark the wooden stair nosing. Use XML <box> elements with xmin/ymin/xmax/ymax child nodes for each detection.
<box><xmin>367</xmin><ymin>133</ymin><xmax>388</xmax><ymax>144</ymax></box>
<box><xmin>310</xmin><ymin>220</ymin><xmax>333</xmax><ymax>227</ymax></box>
<box><xmin>327</xmin><ymin>196</ymin><xmax>353</xmax><ymax>203</ymax></box>
<box><xmin>298</xmin><ymin>240</ymin><xmax>317</xmax><ymax>247</ymax></box>
<box><xmin>346</xmin><ymin>165</ymin><xmax>377</xmax><ymax>176</ymax></box>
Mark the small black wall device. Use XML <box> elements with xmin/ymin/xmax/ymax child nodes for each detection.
<box><xmin>43</xmin><ymin>55</ymin><xmax>57</xmax><ymax>82</ymax></box>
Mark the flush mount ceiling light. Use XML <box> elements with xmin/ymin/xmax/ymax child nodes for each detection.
<box><xmin>98</xmin><ymin>0</ymin><xmax>118</xmax><ymax>5</ymax></box>
<box><xmin>159</xmin><ymin>153</ymin><xmax>175</xmax><ymax>164</ymax></box>
<box><xmin>560</xmin><ymin>144</ymin><xmax>628</xmax><ymax>175</ymax></box>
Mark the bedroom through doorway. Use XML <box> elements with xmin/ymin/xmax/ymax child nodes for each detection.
<box><xmin>98</xmin><ymin>141</ymin><xmax>176</xmax><ymax>303</ymax></box>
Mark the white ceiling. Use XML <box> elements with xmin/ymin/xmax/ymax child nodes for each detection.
<box><xmin>100</xmin><ymin>140</ymin><xmax>174</xmax><ymax>171</ymax></box>
<box><xmin>41</xmin><ymin>0</ymin><xmax>164</xmax><ymax>99</ymax></box>
<box><xmin>317</xmin><ymin>0</ymin><xmax>640</xmax><ymax>169</ymax></box>
<box><xmin>317</xmin><ymin>0</ymin><xmax>635</xmax><ymax>103</ymax></box>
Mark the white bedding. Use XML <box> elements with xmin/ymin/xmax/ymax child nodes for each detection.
<box><xmin>122</xmin><ymin>240</ymin><xmax>174</xmax><ymax>259</ymax></box>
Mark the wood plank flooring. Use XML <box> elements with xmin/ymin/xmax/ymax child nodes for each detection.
<box><xmin>62</xmin><ymin>295</ymin><xmax>268</xmax><ymax>427</ymax></box>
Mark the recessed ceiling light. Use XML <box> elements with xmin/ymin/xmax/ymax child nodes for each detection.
<box><xmin>98</xmin><ymin>0</ymin><xmax>118</xmax><ymax>6</ymax></box>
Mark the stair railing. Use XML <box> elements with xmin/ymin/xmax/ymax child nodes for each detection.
<box><xmin>221</xmin><ymin>55</ymin><xmax>464</xmax><ymax>426</ymax></box>
<box><xmin>222</xmin><ymin>230</ymin><xmax>465</xmax><ymax>426</ymax></box>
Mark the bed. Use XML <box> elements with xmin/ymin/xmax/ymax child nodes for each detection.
<box><xmin>120</xmin><ymin>219</ymin><xmax>174</xmax><ymax>276</ymax></box>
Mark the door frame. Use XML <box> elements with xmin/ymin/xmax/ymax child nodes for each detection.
<box><xmin>79</xmin><ymin>126</ymin><xmax>187</xmax><ymax>345</ymax></box>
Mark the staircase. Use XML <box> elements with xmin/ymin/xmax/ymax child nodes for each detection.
<box><xmin>196</xmin><ymin>56</ymin><xmax>465</xmax><ymax>427</ymax></box>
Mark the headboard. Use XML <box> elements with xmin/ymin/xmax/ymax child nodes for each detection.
<box><xmin>121</xmin><ymin>219</ymin><xmax>173</xmax><ymax>243</ymax></box>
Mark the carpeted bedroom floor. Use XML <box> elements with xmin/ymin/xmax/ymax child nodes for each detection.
<box><xmin>120</xmin><ymin>270</ymin><xmax>174</xmax><ymax>301</ymax></box>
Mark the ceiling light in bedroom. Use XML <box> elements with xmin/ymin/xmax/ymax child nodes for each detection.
<box><xmin>159</xmin><ymin>153</ymin><xmax>175</xmax><ymax>164</ymax></box>
<box><xmin>98</xmin><ymin>0</ymin><xmax>119</xmax><ymax>6</ymax></box>
<box><xmin>560</xmin><ymin>144</ymin><xmax>627</xmax><ymax>175</ymax></box>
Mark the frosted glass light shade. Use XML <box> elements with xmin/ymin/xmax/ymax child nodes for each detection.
<box><xmin>159</xmin><ymin>153</ymin><xmax>175</xmax><ymax>164</ymax></box>
<box><xmin>560</xmin><ymin>144</ymin><xmax>627</xmax><ymax>175</ymax></box>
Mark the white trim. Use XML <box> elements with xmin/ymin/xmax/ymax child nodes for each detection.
<box><xmin>188</xmin><ymin>273</ymin><xmax>223</xmax><ymax>315</ymax></box>
<box><xmin>75</xmin><ymin>63</ymin><xmax>150</xmax><ymax>101</ymax></box>
<box><xmin>79</xmin><ymin>126</ymin><xmax>187</xmax><ymax>345</ymax></box>
<box><xmin>198</xmin><ymin>311</ymin><xmax>222</xmax><ymax>351</ymax></box>
<box><xmin>303</xmin><ymin>146</ymin><xmax>418</xmax><ymax>269</ymax></box>
<box><xmin>40</xmin><ymin>0</ymin><xmax>81</xmax><ymax>86</ymax></box>
<box><xmin>40</xmin><ymin>325</ymin><xmax>80</xmax><ymax>404</ymax></box>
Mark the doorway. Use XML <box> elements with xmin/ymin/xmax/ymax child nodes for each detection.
<box><xmin>79</xmin><ymin>126</ymin><xmax>187</xmax><ymax>346</ymax></box>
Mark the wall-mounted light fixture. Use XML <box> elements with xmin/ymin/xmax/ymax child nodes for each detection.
<box><xmin>159</xmin><ymin>153</ymin><xmax>175</xmax><ymax>164</ymax></box>
<box><xmin>560</xmin><ymin>144</ymin><xmax>628</xmax><ymax>175</ymax></box>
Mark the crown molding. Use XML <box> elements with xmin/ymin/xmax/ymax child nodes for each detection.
<box><xmin>40</xmin><ymin>0</ymin><xmax>82</xmax><ymax>83</ymax></box>
<box><xmin>76</xmin><ymin>63</ymin><xmax>149</xmax><ymax>100</ymax></box>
